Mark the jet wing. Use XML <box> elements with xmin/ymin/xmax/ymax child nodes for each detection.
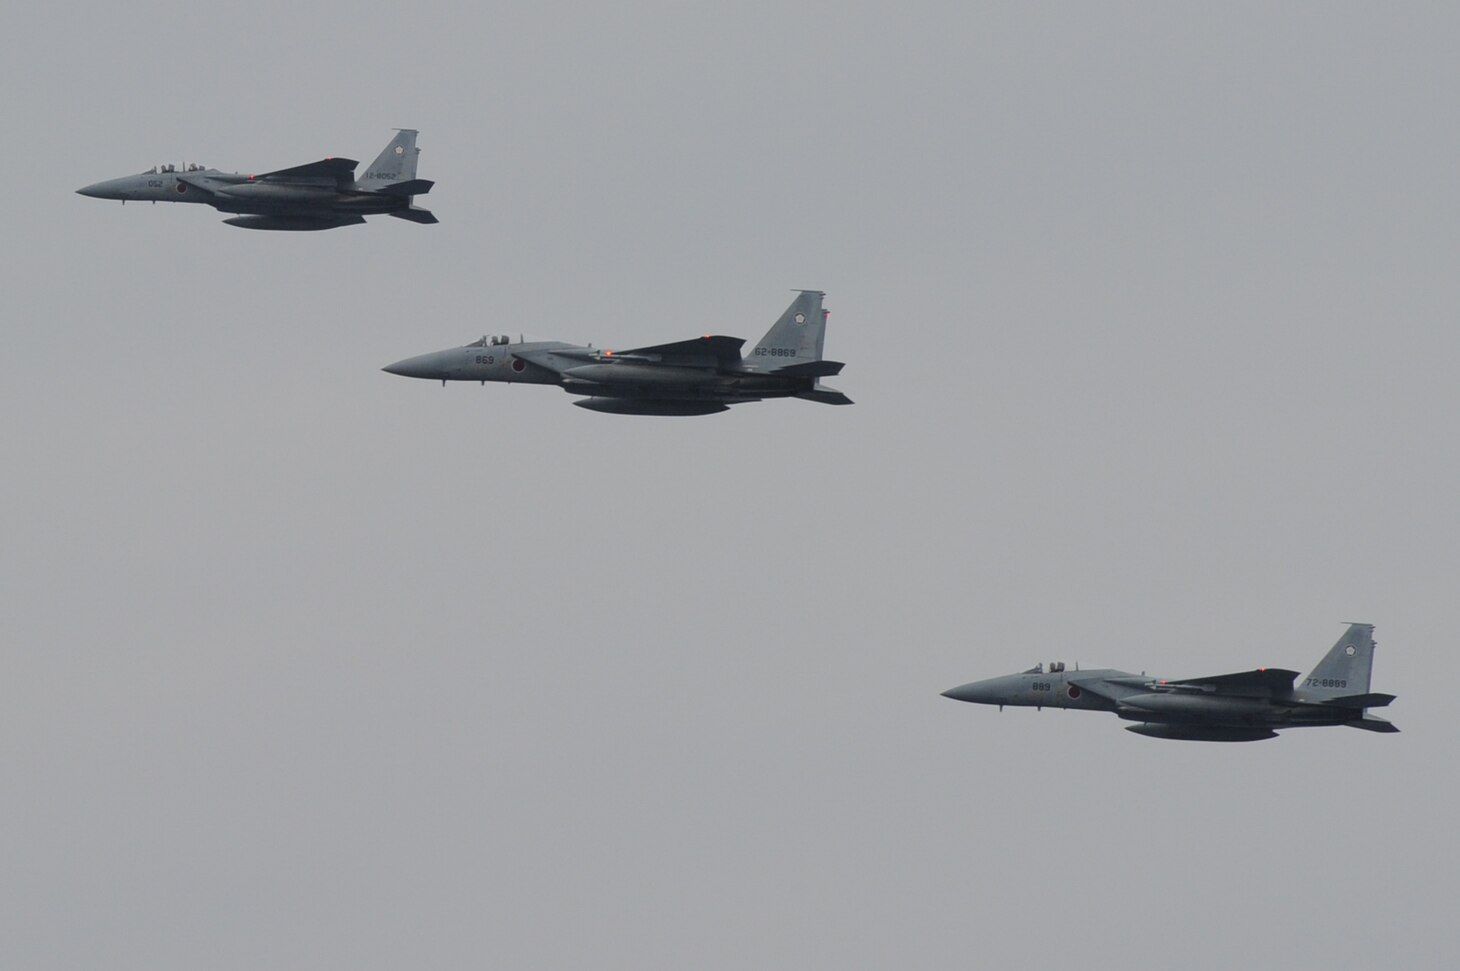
<box><xmin>253</xmin><ymin>157</ymin><xmax>358</xmax><ymax>185</ymax></box>
<box><xmin>1168</xmin><ymin>668</ymin><xmax>1300</xmax><ymax>694</ymax></box>
<box><xmin>614</xmin><ymin>335</ymin><xmax>745</xmax><ymax>368</ymax></box>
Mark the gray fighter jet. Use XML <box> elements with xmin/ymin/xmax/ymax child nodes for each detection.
<box><xmin>383</xmin><ymin>290</ymin><xmax>852</xmax><ymax>415</ymax></box>
<box><xmin>942</xmin><ymin>623</ymin><xmax>1397</xmax><ymax>741</ymax></box>
<box><xmin>76</xmin><ymin>130</ymin><xmax>435</xmax><ymax>230</ymax></box>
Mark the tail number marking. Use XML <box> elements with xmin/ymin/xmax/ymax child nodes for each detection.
<box><xmin>754</xmin><ymin>347</ymin><xmax>798</xmax><ymax>358</ymax></box>
<box><xmin>1304</xmin><ymin>678</ymin><xmax>1348</xmax><ymax>688</ymax></box>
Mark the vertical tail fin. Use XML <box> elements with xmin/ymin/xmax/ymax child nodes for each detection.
<box><xmin>746</xmin><ymin>290</ymin><xmax>828</xmax><ymax>365</ymax></box>
<box><xmin>359</xmin><ymin>129</ymin><xmax>421</xmax><ymax>188</ymax></box>
<box><xmin>1300</xmin><ymin>623</ymin><xmax>1376</xmax><ymax>699</ymax></box>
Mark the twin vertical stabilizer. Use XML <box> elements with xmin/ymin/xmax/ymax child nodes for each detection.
<box><xmin>1301</xmin><ymin>623</ymin><xmax>1376</xmax><ymax>699</ymax></box>
<box><xmin>359</xmin><ymin>129</ymin><xmax>435</xmax><ymax>224</ymax></box>
<box><xmin>747</xmin><ymin>290</ymin><xmax>829</xmax><ymax>364</ymax></box>
<box><xmin>358</xmin><ymin>129</ymin><xmax>421</xmax><ymax>188</ymax></box>
<box><xmin>744</xmin><ymin>290</ymin><xmax>852</xmax><ymax>404</ymax></box>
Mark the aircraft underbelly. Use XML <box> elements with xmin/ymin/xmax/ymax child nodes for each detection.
<box><xmin>214</xmin><ymin>200</ymin><xmax>400</xmax><ymax>218</ymax></box>
<box><xmin>573</xmin><ymin>398</ymin><xmax>730</xmax><ymax>416</ymax></box>
<box><xmin>563</xmin><ymin>379</ymin><xmax>728</xmax><ymax>401</ymax></box>
<box><xmin>222</xmin><ymin>214</ymin><xmax>365</xmax><ymax>231</ymax></box>
<box><xmin>1126</xmin><ymin>724</ymin><xmax>1279</xmax><ymax>742</ymax></box>
<box><xmin>558</xmin><ymin>376</ymin><xmax>801</xmax><ymax>406</ymax></box>
<box><xmin>214</xmin><ymin>184</ymin><xmax>336</xmax><ymax>203</ymax></box>
<box><xmin>561</xmin><ymin>364</ymin><xmax>722</xmax><ymax>387</ymax></box>
<box><xmin>1117</xmin><ymin>693</ymin><xmax>1280</xmax><ymax>725</ymax></box>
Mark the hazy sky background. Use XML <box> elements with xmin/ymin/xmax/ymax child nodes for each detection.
<box><xmin>4</xmin><ymin>3</ymin><xmax>1457</xmax><ymax>968</ymax></box>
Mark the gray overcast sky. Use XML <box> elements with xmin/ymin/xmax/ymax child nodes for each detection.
<box><xmin>3</xmin><ymin>3</ymin><xmax>1457</xmax><ymax>968</ymax></box>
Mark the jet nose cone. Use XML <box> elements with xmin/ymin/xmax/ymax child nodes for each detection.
<box><xmin>383</xmin><ymin>350</ymin><xmax>455</xmax><ymax>380</ymax></box>
<box><xmin>77</xmin><ymin>177</ymin><xmax>129</xmax><ymax>200</ymax></box>
<box><xmin>941</xmin><ymin>680</ymin><xmax>998</xmax><ymax>705</ymax></box>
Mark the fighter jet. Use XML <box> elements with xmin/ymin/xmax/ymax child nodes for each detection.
<box><xmin>942</xmin><ymin>623</ymin><xmax>1397</xmax><ymax>741</ymax></box>
<box><xmin>382</xmin><ymin>290</ymin><xmax>852</xmax><ymax>415</ymax></box>
<box><xmin>76</xmin><ymin>129</ymin><xmax>435</xmax><ymax>230</ymax></box>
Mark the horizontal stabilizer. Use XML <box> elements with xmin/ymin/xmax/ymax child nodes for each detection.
<box><xmin>254</xmin><ymin>157</ymin><xmax>358</xmax><ymax>184</ymax></box>
<box><xmin>1347</xmin><ymin>716</ymin><xmax>1400</xmax><ymax>733</ymax></box>
<box><xmin>1325</xmin><ymin>692</ymin><xmax>1396</xmax><ymax>708</ymax></box>
<box><xmin>772</xmin><ymin>360</ymin><xmax>845</xmax><ymax>378</ymax></box>
<box><xmin>615</xmin><ymin>335</ymin><xmax>745</xmax><ymax>368</ymax></box>
<box><xmin>387</xmin><ymin>207</ymin><xmax>438</xmax><ymax>225</ymax></box>
<box><xmin>795</xmin><ymin>387</ymin><xmax>853</xmax><ymax>406</ymax></box>
<box><xmin>373</xmin><ymin>178</ymin><xmax>434</xmax><ymax>196</ymax></box>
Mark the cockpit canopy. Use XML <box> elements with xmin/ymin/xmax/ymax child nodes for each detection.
<box><xmin>142</xmin><ymin>163</ymin><xmax>207</xmax><ymax>174</ymax></box>
<box><xmin>467</xmin><ymin>335</ymin><xmax>512</xmax><ymax>347</ymax></box>
<box><xmin>1023</xmin><ymin>662</ymin><xmax>1067</xmax><ymax>674</ymax></box>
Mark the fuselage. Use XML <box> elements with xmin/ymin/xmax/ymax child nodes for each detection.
<box><xmin>943</xmin><ymin>665</ymin><xmax>1378</xmax><ymax>735</ymax></box>
<box><xmin>945</xmin><ymin>625</ymin><xmax>1395</xmax><ymax>740</ymax></box>
<box><xmin>76</xmin><ymin>166</ymin><xmax>412</xmax><ymax>218</ymax></box>
<box><xmin>383</xmin><ymin>337</ymin><xmax>827</xmax><ymax>406</ymax></box>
